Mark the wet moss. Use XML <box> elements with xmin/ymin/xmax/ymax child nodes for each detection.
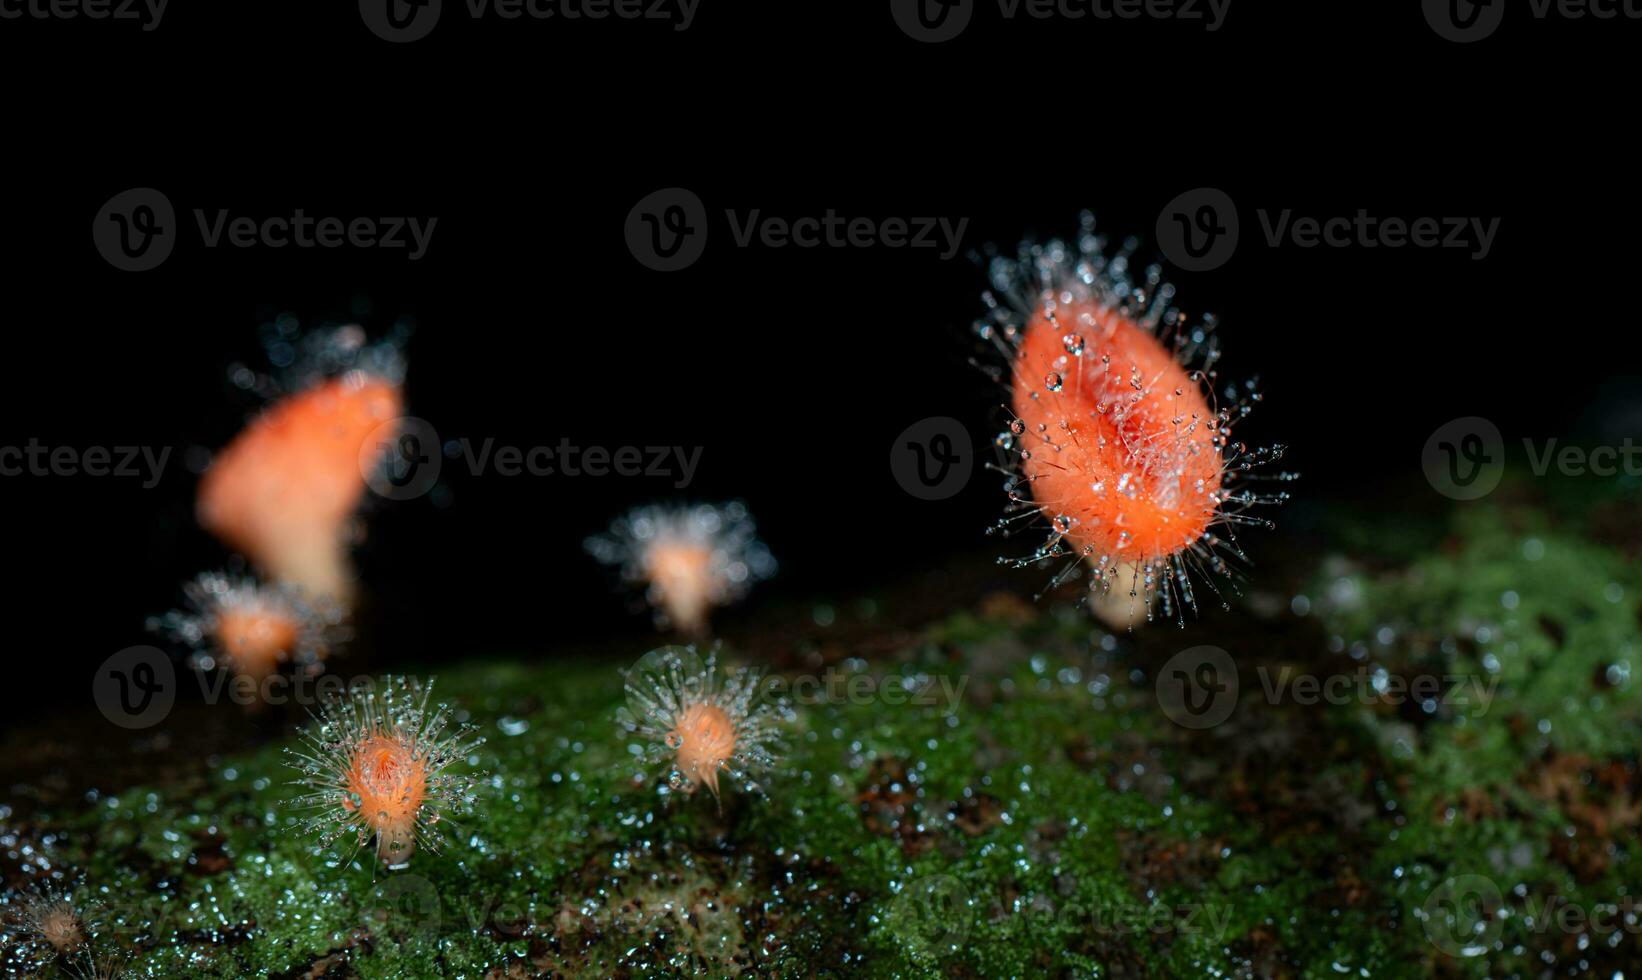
<box><xmin>4</xmin><ymin>481</ymin><xmax>1639</xmax><ymax>978</ymax></box>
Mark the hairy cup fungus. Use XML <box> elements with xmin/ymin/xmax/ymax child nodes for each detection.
<box><xmin>148</xmin><ymin>572</ymin><xmax>343</xmax><ymax>687</ymax></box>
<box><xmin>286</xmin><ymin>676</ymin><xmax>483</xmax><ymax>870</ymax></box>
<box><xmin>2</xmin><ymin>882</ymin><xmax>100</xmax><ymax>967</ymax></box>
<box><xmin>197</xmin><ymin>325</ymin><xmax>405</xmax><ymax>607</ymax></box>
<box><xmin>617</xmin><ymin>645</ymin><xmax>787</xmax><ymax>801</ymax></box>
<box><xmin>586</xmin><ymin>502</ymin><xmax>777</xmax><ymax>636</ymax></box>
<box><xmin>977</xmin><ymin>215</ymin><xmax>1293</xmax><ymax>626</ymax></box>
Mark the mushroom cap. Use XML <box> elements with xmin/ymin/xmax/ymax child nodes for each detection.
<box><xmin>1010</xmin><ymin>303</ymin><xmax>1221</xmax><ymax>562</ymax></box>
<box><xmin>198</xmin><ymin>374</ymin><xmax>401</xmax><ymax>602</ymax></box>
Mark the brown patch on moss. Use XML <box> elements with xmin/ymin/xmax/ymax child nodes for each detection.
<box><xmin>187</xmin><ymin>829</ymin><xmax>232</xmax><ymax>876</ymax></box>
<box><xmin>855</xmin><ymin>757</ymin><xmax>934</xmax><ymax>857</ymax></box>
<box><xmin>1227</xmin><ymin>925</ymin><xmax>1296</xmax><ymax>980</ymax></box>
<box><xmin>949</xmin><ymin>794</ymin><xmax>1003</xmax><ymax>837</ymax></box>
<box><xmin>267</xmin><ymin>927</ymin><xmax>374</xmax><ymax>979</ymax></box>
<box><xmin>1523</xmin><ymin>751</ymin><xmax>1642</xmax><ymax>881</ymax></box>
<box><xmin>1114</xmin><ymin>829</ymin><xmax>1224</xmax><ymax>897</ymax></box>
<box><xmin>533</xmin><ymin>835</ymin><xmax>856</xmax><ymax>977</ymax></box>
<box><xmin>1062</xmin><ymin>733</ymin><xmax>1098</xmax><ymax>771</ymax></box>
<box><xmin>1433</xmin><ymin>786</ymin><xmax>1498</xmax><ymax>823</ymax></box>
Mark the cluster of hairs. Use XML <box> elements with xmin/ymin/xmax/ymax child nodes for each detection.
<box><xmin>616</xmin><ymin>644</ymin><xmax>790</xmax><ymax>803</ymax></box>
<box><xmin>228</xmin><ymin>318</ymin><xmax>410</xmax><ymax>400</ymax></box>
<box><xmin>147</xmin><ymin>571</ymin><xmax>347</xmax><ymax>682</ymax></box>
<box><xmin>585</xmin><ymin>501</ymin><xmax>777</xmax><ymax>636</ymax></box>
<box><xmin>973</xmin><ymin>212</ymin><xmax>1294</xmax><ymax>625</ymax></box>
<box><xmin>0</xmin><ymin>878</ymin><xmax>123</xmax><ymax>977</ymax></box>
<box><xmin>284</xmin><ymin>675</ymin><xmax>484</xmax><ymax>870</ymax></box>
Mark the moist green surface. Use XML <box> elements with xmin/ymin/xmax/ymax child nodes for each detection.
<box><xmin>3</xmin><ymin>474</ymin><xmax>1639</xmax><ymax>978</ymax></box>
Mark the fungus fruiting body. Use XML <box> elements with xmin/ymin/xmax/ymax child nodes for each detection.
<box><xmin>977</xmin><ymin>215</ymin><xmax>1292</xmax><ymax>625</ymax></box>
<box><xmin>286</xmin><ymin>676</ymin><xmax>483</xmax><ymax>869</ymax></box>
<box><xmin>617</xmin><ymin>645</ymin><xmax>787</xmax><ymax>800</ymax></box>
<box><xmin>148</xmin><ymin>572</ymin><xmax>343</xmax><ymax>686</ymax></box>
<box><xmin>586</xmin><ymin>502</ymin><xmax>776</xmax><ymax>636</ymax></box>
<box><xmin>198</xmin><ymin>325</ymin><xmax>407</xmax><ymax>608</ymax></box>
<box><xmin>1</xmin><ymin>883</ymin><xmax>100</xmax><ymax>968</ymax></box>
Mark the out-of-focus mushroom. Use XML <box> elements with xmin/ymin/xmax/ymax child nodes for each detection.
<box><xmin>198</xmin><ymin>372</ymin><xmax>400</xmax><ymax>607</ymax></box>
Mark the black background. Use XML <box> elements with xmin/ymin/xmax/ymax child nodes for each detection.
<box><xmin>1</xmin><ymin>0</ymin><xmax>1635</xmax><ymax>723</ymax></box>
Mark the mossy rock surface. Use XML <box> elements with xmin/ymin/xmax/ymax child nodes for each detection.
<box><xmin>3</xmin><ymin>477</ymin><xmax>1639</xmax><ymax>978</ymax></box>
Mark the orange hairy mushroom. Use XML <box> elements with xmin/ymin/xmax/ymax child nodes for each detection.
<box><xmin>1010</xmin><ymin>302</ymin><xmax>1221</xmax><ymax>563</ymax></box>
<box><xmin>197</xmin><ymin>376</ymin><xmax>400</xmax><ymax>606</ymax></box>
<box><xmin>343</xmin><ymin>734</ymin><xmax>429</xmax><ymax>865</ymax></box>
<box><xmin>642</xmin><ymin>540</ymin><xmax>716</xmax><ymax>636</ymax></box>
<box><xmin>214</xmin><ymin>606</ymin><xmax>300</xmax><ymax>683</ymax></box>
<box><xmin>670</xmin><ymin>701</ymin><xmax>737</xmax><ymax>798</ymax></box>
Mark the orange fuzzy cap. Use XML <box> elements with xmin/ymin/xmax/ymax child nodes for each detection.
<box><xmin>642</xmin><ymin>541</ymin><xmax>715</xmax><ymax>637</ymax></box>
<box><xmin>343</xmin><ymin>733</ymin><xmax>429</xmax><ymax>866</ymax></box>
<box><xmin>214</xmin><ymin>606</ymin><xmax>300</xmax><ymax>684</ymax></box>
<box><xmin>197</xmin><ymin>375</ymin><xmax>400</xmax><ymax>606</ymax></box>
<box><xmin>670</xmin><ymin>701</ymin><xmax>736</xmax><ymax>798</ymax></box>
<box><xmin>1010</xmin><ymin>302</ymin><xmax>1221</xmax><ymax>563</ymax></box>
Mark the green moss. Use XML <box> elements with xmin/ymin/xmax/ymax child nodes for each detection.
<box><xmin>6</xmin><ymin>482</ymin><xmax>1639</xmax><ymax>978</ymax></box>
